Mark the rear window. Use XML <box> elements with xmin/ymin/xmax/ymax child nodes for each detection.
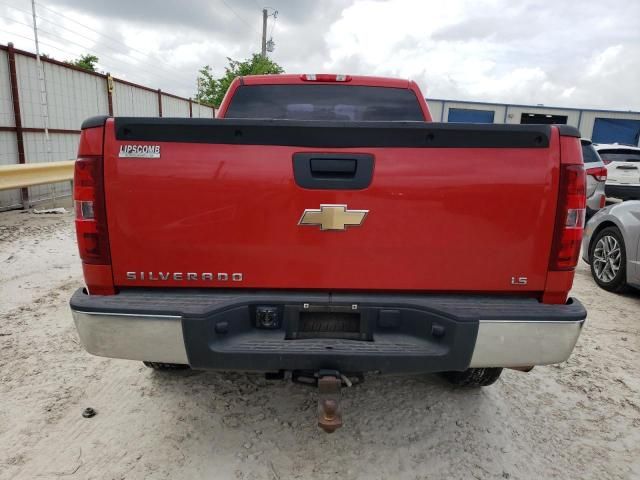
<box><xmin>597</xmin><ymin>149</ymin><xmax>640</xmax><ymax>163</ymax></box>
<box><xmin>581</xmin><ymin>144</ymin><xmax>601</xmax><ymax>164</ymax></box>
<box><xmin>224</xmin><ymin>84</ymin><xmax>425</xmax><ymax>121</ymax></box>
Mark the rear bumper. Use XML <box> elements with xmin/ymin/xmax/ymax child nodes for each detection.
<box><xmin>70</xmin><ymin>289</ymin><xmax>587</xmax><ymax>373</ymax></box>
<box><xmin>605</xmin><ymin>184</ymin><xmax>640</xmax><ymax>201</ymax></box>
<box><xmin>586</xmin><ymin>183</ymin><xmax>606</xmax><ymax>217</ymax></box>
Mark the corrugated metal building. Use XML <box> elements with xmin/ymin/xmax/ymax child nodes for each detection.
<box><xmin>427</xmin><ymin>99</ymin><xmax>640</xmax><ymax>146</ymax></box>
<box><xmin>1</xmin><ymin>43</ymin><xmax>216</xmax><ymax>210</ymax></box>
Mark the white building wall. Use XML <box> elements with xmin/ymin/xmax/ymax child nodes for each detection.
<box><xmin>15</xmin><ymin>54</ymin><xmax>109</xmax><ymax>129</ymax></box>
<box><xmin>504</xmin><ymin>106</ymin><xmax>580</xmax><ymax>126</ymax></box>
<box><xmin>0</xmin><ymin>131</ymin><xmax>21</xmax><ymax>209</ymax></box>
<box><xmin>193</xmin><ymin>103</ymin><xmax>215</xmax><ymax>118</ymax></box>
<box><xmin>0</xmin><ymin>131</ymin><xmax>18</xmax><ymax>166</ymax></box>
<box><xmin>161</xmin><ymin>95</ymin><xmax>190</xmax><ymax>117</ymax></box>
<box><xmin>0</xmin><ymin>50</ymin><xmax>14</xmax><ymax>127</ymax></box>
<box><xmin>23</xmin><ymin>132</ymin><xmax>79</xmax><ymax>202</ymax></box>
<box><xmin>15</xmin><ymin>53</ymin><xmax>41</xmax><ymax>128</ymax></box>
<box><xmin>43</xmin><ymin>63</ymin><xmax>109</xmax><ymax>129</ymax></box>
<box><xmin>1</xmin><ymin>50</ymin><xmax>21</xmax><ymax>208</ymax></box>
<box><xmin>427</xmin><ymin>100</ymin><xmax>444</xmax><ymax>122</ymax></box>
<box><xmin>113</xmin><ymin>81</ymin><xmax>159</xmax><ymax>116</ymax></box>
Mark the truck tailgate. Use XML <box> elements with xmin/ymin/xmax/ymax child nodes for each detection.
<box><xmin>104</xmin><ymin>119</ymin><xmax>560</xmax><ymax>293</ymax></box>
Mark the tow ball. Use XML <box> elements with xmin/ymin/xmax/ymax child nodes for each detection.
<box><xmin>317</xmin><ymin>372</ymin><xmax>343</xmax><ymax>433</ymax></box>
<box><xmin>288</xmin><ymin>369</ymin><xmax>362</xmax><ymax>433</ymax></box>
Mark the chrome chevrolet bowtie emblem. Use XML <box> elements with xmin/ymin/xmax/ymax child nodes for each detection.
<box><xmin>298</xmin><ymin>204</ymin><xmax>369</xmax><ymax>231</ymax></box>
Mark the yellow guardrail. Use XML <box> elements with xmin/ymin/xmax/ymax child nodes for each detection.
<box><xmin>0</xmin><ymin>160</ymin><xmax>74</xmax><ymax>191</ymax></box>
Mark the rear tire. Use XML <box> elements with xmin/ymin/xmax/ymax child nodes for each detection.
<box><xmin>589</xmin><ymin>226</ymin><xmax>628</xmax><ymax>293</ymax></box>
<box><xmin>143</xmin><ymin>361</ymin><xmax>190</xmax><ymax>371</ymax></box>
<box><xmin>441</xmin><ymin>367</ymin><xmax>503</xmax><ymax>387</ymax></box>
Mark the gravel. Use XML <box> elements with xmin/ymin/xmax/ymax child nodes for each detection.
<box><xmin>0</xmin><ymin>208</ymin><xmax>639</xmax><ymax>479</ymax></box>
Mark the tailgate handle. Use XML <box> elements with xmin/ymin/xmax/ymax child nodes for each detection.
<box><xmin>310</xmin><ymin>158</ymin><xmax>357</xmax><ymax>177</ymax></box>
<box><xmin>616</xmin><ymin>165</ymin><xmax>638</xmax><ymax>170</ymax></box>
<box><xmin>294</xmin><ymin>153</ymin><xmax>374</xmax><ymax>190</ymax></box>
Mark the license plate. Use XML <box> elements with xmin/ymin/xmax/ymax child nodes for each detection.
<box><xmin>297</xmin><ymin>312</ymin><xmax>363</xmax><ymax>340</ymax></box>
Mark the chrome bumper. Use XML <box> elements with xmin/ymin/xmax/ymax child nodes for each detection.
<box><xmin>72</xmin><ymin>310</ymin><xmax>585</xmax><ymax>369</ymax></box>
<box><xmin>469</xmin><ymin>319</ymin><xmax>585</xmax><ymax>368</ymax></box>
<box><xmin>72</xmin><ymin>310</ymin><xmax>189</xmax><ymax>364</ymax></box>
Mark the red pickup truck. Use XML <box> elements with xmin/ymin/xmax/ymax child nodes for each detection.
<box><xmin>70</xmin><ymin>74</ymin><xmax>587</xmax><ymax>431</ymax></box>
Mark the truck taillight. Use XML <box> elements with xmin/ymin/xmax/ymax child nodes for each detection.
<box><xmin>301</xmin><ymin>74</ymin><xmax>352</xmax><ymax>82</ymax></box>
<box><xmin>549</xmin><ymin>164</ymin><xmax>586</xmax><ymax>270</ymax></box>
<box><xmin>586</xmin><ymin>165</ymin><xmax>607</xmax><ymax>182</ymax></box>
<box><xmin>74</xmin><ymin>157</ymin><xmax>111</xmax><ymax>265</ymax></box>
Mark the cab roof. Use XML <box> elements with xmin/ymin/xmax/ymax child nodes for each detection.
<box><xmin>240</xmin><ymin>74</ymin><xmax>413</xmax><ymax>89</ymax></box>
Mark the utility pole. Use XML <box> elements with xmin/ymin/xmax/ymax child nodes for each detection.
<box><xmin>196</xmin><ymin>77</ymin><xmax>201</xmax><ymax>118</ymax></box>
<box><xmin>31</xmin><ymin>0</ymin><xmax>55</xmax><ymax>205</ymax></box>
<box><xmin>30</xmin><ymin>0</ymin><xmax>50</xmax><ymax>143</ymax></box>
<box><xmin>261</xmin><ymin>8</ymin><xmax>268</xmax><ymax>57</ymax></box>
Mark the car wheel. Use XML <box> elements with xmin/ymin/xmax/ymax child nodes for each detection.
<box><xmin>440</xmin><ymin>367</ymin><xmax>503</xmax><ymax>387</ymax></box>
<box><xmin>589</xmin><ymin>226</ymin><xmax>628</xmax><ymax>293</ymax></box>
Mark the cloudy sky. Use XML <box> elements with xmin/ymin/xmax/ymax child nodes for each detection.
<box><xmin>1</xmin><ymin>0</ymin><xmax>639</xmax><ymax>110</ymax></box>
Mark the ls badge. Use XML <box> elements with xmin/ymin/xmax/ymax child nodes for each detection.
<box><xmin>298</xmin><ymin>204</ymin><xmax>369</xmax><ymax>231</ymax></box>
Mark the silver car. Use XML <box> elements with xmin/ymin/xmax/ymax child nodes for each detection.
<box><xmin>581</xmin><ymin>139</ymin><xmax>607</xmax><ymax>218</ymax></box>
<box><xmin>593</xmin><ymin>143</ymin><xmax>640</xmax><ymax>201</ymax></box>
<box><xmin>582</xmin><ymin>201</ymin><xmax>640</xmax><ymax>292</ymax></box>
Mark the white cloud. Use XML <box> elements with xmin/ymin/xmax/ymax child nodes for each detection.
<box><xmin>321</xmin><ymin>0</ymin><xmax>639</xmax><ymax>109</ymax></box>
<box><xmin>587</xmin><ymin>45</ymin><xmax>623</xmax><ymax>77</ymax></box>
<box><xmin>0</xmin><ymin>0</ymin><xmax>638</xmax><ymax>110</ymax></box>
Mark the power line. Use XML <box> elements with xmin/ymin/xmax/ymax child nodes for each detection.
<box><xmin>34</xmin><ymin>18</ymin><xmax>189</xmax><ymax>86</ymax></box>
<box><xmin>35</xmin><ymin>2</ymin><xmax>158</xmax><ymax>59</ymax></box>
<box><xmin>0</xmin><ymin>3</ymin><xmax>191</xmax><ymax>87</ymax></box>
<box><xmin>5</xmin><ymin>0</ymin><xmax>265</xmax><ymax>62</ymax></box>
<box><xmin>0</xmin><ymin>0</ymin><xmax>34</xmax><ymax>17</ymax></box>
<box><xmin>221</xmin><ymin>0</ymin><xmax>261</xmax><ymax>36</ymax></box>
<box><xmin>2</xmin><ymin>17</ymin><xmax>143</xmax><ymax>68</ymax></box>
<box><xmin>0</xmin><ymin>27</ymin><xmax>85</xmax><ymax>59</ymax></box>
<box><xmin>1</xmin><ymin>17</ymin><xmax>184</xmax><ymax>89</ymax></box>
<box><xmin>3</xmin><ymin>15</ymin><xmax>113</xmax><ymax>56</ymax></box>
<box><xmin>2</xmin><ymin>0</ymin><xmax>276</xmax><ymax>93</ymax></box>
<box><xmin>269</xmin><ymin>11</ymin><xmax>277</xmax><ymax>38</ymax></box>
<box><xmin>33</xmin><ymin>2</ymin><xmax>193</xmax><ymax>81</ymax></box>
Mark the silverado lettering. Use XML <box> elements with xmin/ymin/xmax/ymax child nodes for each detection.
<box><xmin>70</xmin><ymin>74</ymin><xmax>587</xmax><ymax>433</ymax></box>
<box><xmin>125</xmin><ymin>272</ymin><xmax>244</xmax><ymax>281</ymax></box>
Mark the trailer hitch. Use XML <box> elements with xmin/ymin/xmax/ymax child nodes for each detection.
<box><xmin>288</xmin><ymin>370</ymin><xmax>363</xmax><ymax>432</ymax></box>
<box><xmin>317</xmin><ymin>370</ymin><xmax>343</xmax><ymax>433</ymax></box>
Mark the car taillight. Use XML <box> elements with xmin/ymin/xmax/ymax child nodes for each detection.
<box><xmin>300</xmin><ymin>74</ymin><xmax>352</xmax><ymax>82</ymax></box>
<box><xmin>74</xmin><ymin>156</ymin><xmax>111</xmax><ymax>264</ymax></box>
<box><xmin>586</xmin><ymin>166</ymin><xmax>607</xmax><ymax>182</ymax></box>
<box><xmin>549</xmin><ymin>164</ymin><xmax>586</xmax><ymax>270</ymax></box>
<box><xmin>601</xmin><ymin>158</ymin><xmax>612</xmax><ymax>165</ymax></box>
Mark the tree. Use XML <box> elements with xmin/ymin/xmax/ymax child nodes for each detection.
<box><xmin>196</xmin><ymin>54</ymin><xmax>284</xmax><ymax>107</ymax></box>
<box><xmin>67</xmin><ymin>54</ymin><xmax>99</xmax><ymax>72</ymax></box>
